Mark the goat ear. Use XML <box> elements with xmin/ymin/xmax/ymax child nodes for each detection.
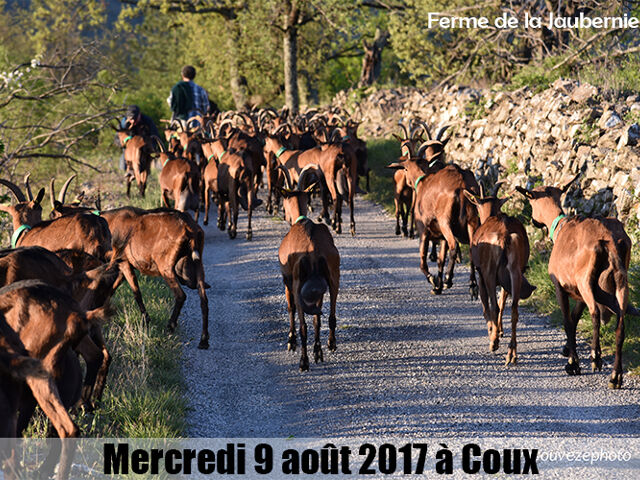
<box><xmin>463</xmin><ymin>189</ymin><xmax>479</xmax><ymax>205</ymax></box>
<box><xmin>34</xmin><ymin>188</ymin><xmax>45</xmax><ymax>205</ymax></box>
<box><xmin>386</xmin><ymin>162</ymin><xmax>404</xmax><ymax>170</ymax></box>
<box><xmin>515</xmin><ymin>186</ymin><xmax>533</xmax><ymax>199</ymax></box>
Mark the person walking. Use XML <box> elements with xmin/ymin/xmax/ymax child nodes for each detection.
<box><xmin>168</xmin><ymin>65</ymin><xmax>209</xmax><ymax>122</ymax></box>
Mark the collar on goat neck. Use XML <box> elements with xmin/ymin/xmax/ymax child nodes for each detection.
<box><xmin>275</xmin><ymin>146</ymin><xmax>287</xmax><ymax>159</ymax></box>
<box><xmin>122</xmin><ymin>135</ymin><xmax>133</xmax><ymax>147</ymax></box>
<box><xmin>549</xmin><ymin>214</ymin><xmax>567</xmax><ymax>242</ymax></box>
<box><xmin>163</xmin><ymin>157</ymin><xmax>171</xmax><ymax>168</ymax></box>
<box><xmin>414</xmin><ymin>174</ymin><xmax>426</xmax><ymax>190</ymax></box>
<box><xmin>91</xmin><ymin>210</ymin><xmax>100</xmax><ymax>216</ymax></box>
<box><xmin>217</xmin><ymin>150</ymin><xmax>227</xmax><ymax>162</ymax></box>
<box><xmin>11</xmin><ymin>224</ymin><xmax>31</xmax><ymax>248</ymax></box>
<box><xmin>294</xmin><ymin>215</ymin><xmax>307</xmax><ymax>225</ymax></box>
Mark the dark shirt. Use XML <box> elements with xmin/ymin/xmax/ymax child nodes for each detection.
<box><xmin>170</xmin><ymin>81</ymin><xmax>194</xmax><ymax>120</ymax></box>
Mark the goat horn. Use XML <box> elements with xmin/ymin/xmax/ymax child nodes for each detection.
<box><xmin>49</xmin><ymin>178</ymin><xmax>57</xmax><ymax>208</ymax></box>
<box><xmin>419</xmin><ymin>121</ymin><xmax>433</xmax><ymax>140</ymax></box>
<box><xmin>436</xmin><ymin>125</ymin><xmax>450</xmax><ymax>141</ymax></box>
<box><xmin>23</xmin><ymin>173</ymin><xmax>33</xmax><ymax>201</ymax></box>
<box><xmin>0</xmin><ymin>178</ymin><xmax>26</xmax><ymax>202</ymax></box>
<box><xmin>58</xmin><ymin>174</ymin><xmax>76</xmax><ymax>204</ymax></box>
<box><xmin>492</xmin><ymin>180</ymin><xmax>505</xmax><ymax>197</ymax></box>
<box><xmin>479</xmin><ymin>182</ymin><xmax>485</xmax><ymax>199</ymax></box>
<box><xmin>151</xmin><ymin>135</ymin><xmax>165</xmax><ymax>153</ymax></box>
<box><xmin>397</xmin><ymin>121</ymin><xmax>410</xmax><ymax>140</ymax></box>
<box><xmin>298</xmin><ymin>164</ymin><xmax>323</xmax><ymax>192</ymax></box>
<box><xmin>561</xmin><ymin>172</ymin><xmax>581</xmax><ymax>193</ymax></box>
<box><xmin>276</xmin><ymin>164</ymin><xmax>293</xmax><ymax>190</ymax></box>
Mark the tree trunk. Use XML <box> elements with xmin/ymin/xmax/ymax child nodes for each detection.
<box><xmin>226</xmin><ymin>20</ymin><xmax>249</xmax><ymax>111</ymax></box>
<box><xmin>358</xmin><ymin>28</ymin><xmax>388</xmax><ymax>88</ymax></box>
<box><xmin>283</xmin><ymin>0</ymin><xmax>300</xmax><ymax>114</ymax></box>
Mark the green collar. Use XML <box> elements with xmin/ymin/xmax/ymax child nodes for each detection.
<box><xmin>91</xmin><ymin>210</ymin><xmax>100</xmax><ymax>216</ymax></box>
<box><xmin>207</xmin><ymin>153</ymin><xmax>215</xmax><ymax>164</ymax></box>
<box><xmin>549</xmin><ymin>214</ymin><xmax>567</xmax><ymax>242</ymax></box>
<box><xmin>163</xmin><ymin>157</ymin><xmax>170</xmax><ymax>168</ymax></box>
<box><xmin>275</xmin><ymin>146</ymin><xmax>287</xmax><ymax>159</ymax></box>
<box><xmin>218</xmin><ymin>150</ymin><xmax>227</xmax><ymax>162</ymax></box>
<box><xmin>170</xmin><ymin>133</ymin><xmax>180</xmax><ymax>140</ymax></box>
<box><xmin>414</xmin><ymin>174</ymin><xmax>426</xmax><ymax>190</ymax></box>
<box><xmin>342</xmin><ymin>135</ymin><xmax>350</xmax><ymax>141</ymax></box>
<box><xmin>11</xmin><ymin>224</ymin><xmax>31</xmax><ymax>248</ymax></box>
<box><xmin>401</xmin><ymin>145</ymin><xmax>410</xmax><ymax>156</ymax></box>
<box><xmin>294</xmin><ymin>215</ymin><xmax>307</xmax><ymax>225</ymax></box>
<box><xmin>122</xmin><ymin>135</ymin><xmax>133</xmax><ymax>147</ymax></box>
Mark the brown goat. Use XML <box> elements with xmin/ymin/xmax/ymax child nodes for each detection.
<box><xmin>516</xmin><ymin>177</ymin><xmax>639</xmax><ymax>388</ymax></box>
<box><xmin>0</xmin><ymin>246</ymin><xmax>121</xmax><ymax>408</ymax></box>
<box><xmin>278</xmin><ymin>172</ymin><xmax>340</xmax><ymax>371</ymax></box>
<box><xmin>0</xmin><ymin>177</ymin><xmax>111</xmax><ymax>260</ymax></box>
<box><xmin>114</xmin><ymin>127</ymin><xmax>154</xmax><ymax>197</ymax></box>
<box><xmin>200</xmin><ymin>139</ymin><xmax>223</xmax><ymax>228</ymax></box>
<box><xmin>100</xmin><ymin>207</ymin><xmax>211</xmax><ymax>349</ymax></box>
<box><xmin>465</xmin><ymin>189</ymin><xmax>535</xmax><ymax>365</ymax></box>
<box><xmin>159</xmin><ymin>155</ymin><xmax>202</xmax><ymax>220</ymax></box>
<box><xmin>0</xmin><ymin>326</ymin><xmax>78</xmax><ymax>480</ymax></box>
<box><xmin>386</xmin><ymin>156</ymin><xmax>480</xmax><ymax>298</ymax></box>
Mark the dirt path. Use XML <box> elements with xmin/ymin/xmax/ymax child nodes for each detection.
<box><xmin>179</xmin><ymin>198</ymin><xmax>640</xmax><ymax>437</ymax></box>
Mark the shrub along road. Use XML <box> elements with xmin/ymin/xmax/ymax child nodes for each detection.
<box><xmin>179</xmin><ymin>197</ymin><xmax>640</xmax><ymax>437</ymax></box>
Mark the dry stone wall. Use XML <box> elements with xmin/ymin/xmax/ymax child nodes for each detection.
<box><xmin>333</xmin><ymin>80</ymin><xmax>640</xmax><ymax>236</ymax></box>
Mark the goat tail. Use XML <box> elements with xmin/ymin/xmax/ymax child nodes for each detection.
<box><xmin>336</xmin><ymin>167</ymin><xmax>349</xmax><ymax>198</ymax></box>
<box><xmin>591</xmin><ymin>241</ymin><xmax>628</xmax><ymax>316</ymax></box>
<box><xmin>0</xmin><ymin>351</ymin><xmax>47</xmax><ymax>381</ymax></box>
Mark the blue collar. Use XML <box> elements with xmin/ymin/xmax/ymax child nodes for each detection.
<box><xmin>294</xmin><ymin>215</ymin><xmax>307</xmax><ymax>225</ymax></box>
<box><xmin>11</xmin><ymin>224</ymin><xmax>31</xmax><ymax>248</ymax></box>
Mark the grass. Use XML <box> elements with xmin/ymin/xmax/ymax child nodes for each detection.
<box><xmin>364</xmin><ymin>138</ymin><xmax>399</xmax><ymax>214</ymax></box>
<box><xmin>14</xmin><ymin>158</ymin><xmax>186</xmax><ymax>438</ymax></box>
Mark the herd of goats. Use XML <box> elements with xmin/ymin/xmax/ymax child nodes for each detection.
<box><xmin>0</xmin><ymin>104</ymin><xmax>638</xmax><ymax>477</ymax></box>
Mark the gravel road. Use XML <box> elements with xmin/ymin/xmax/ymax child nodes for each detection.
<box><xmin>179</xmin><ymin>197</ymin><xmax>640</xmax><ymax>438</ymax></box>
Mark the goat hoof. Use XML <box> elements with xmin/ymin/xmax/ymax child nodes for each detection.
<box><xmin>608</xmin><ymin>373</ymin><xmax>623</xmax><ymax>390</ymax></box>
<box><xmin>395</xmin><ymin>227</ymin><xmax>401</xmax><ymax>236</ymax></box>
<box><xmin>203</xmin><ymin>219</ymin><xmax>209</xmax><ymax>226</ymax></box>
<box><xmin>561</xmin><ymin>344</ymin><xmax>570</xmax><ymax>357</ymax></box>
<box><xmin>444</xmin><ymin>277</ymin><xmax>453</xmax><ymax>289</ymax></box>
<box><xmin>469</xmin><ymin>284</ymin><xmax>479</xmax><ymax>300</ymax></box>
<box><xmin>505</xmin><ymin>349</ymin><xmax>517</xmax><ymax>366</ymax></box>
<box><xmin>246</xmin><ymin>231</ymin><xmax>253</xmax><ymax>241</ymax></box>
<box><xmin>228</xmin><ymin>229</ymin><xmax>237</xmax><ymax>239</ymax></box>
<box><xmin>565</xmin><ymin>361</ymin><xmax>581</xmax><ymax>376</ymax></box>
<box><xmin>429</xmin><ymin>253</ymin><xmax>437</xmax><ymax>262</ymax></box>
<box><xmin>198</xmin><ymin>339</ymin><xmax>210</xmax><ymax>350</ymax></box>
<box><xmin>299</xmin><ymin>357</ymin><xmax>309</xmax><ymax>372</ymax></box>
<box><xmin>490</xmin><ymin>340</ymin><xmax>499</xmax><ymax>352</ymax></box>
<box><xmin>314</xmin><ymin>344</ymin><xmax>324</xmax><ymax>363</ymax></box>
<box><xmin>287</xmin><ymin>335</ymin><xmax>297</xmax><ymax>352</ymax></box>
<box><xmin>328</xmin><ymin>337</ymin><xmax>337</xmax><ymax>352</ymax></box>
<box><xmin>591</xmin><ymin>358</ymin><xmax>602</xmax><ymax>372</ymax></box>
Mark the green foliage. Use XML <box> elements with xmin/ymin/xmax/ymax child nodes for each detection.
<box><xmin>465</xmin><ymin>99</ymin><xmax>487</xmax><ymax>121</ymax></box>
<box><xmin>364</xmin><ymin>138</ymin><xmax>399</xmax><ymax>213</ymax></box>
<box><xmin>508</xmin><ymin>56</ymin><xmax>568</xmax><ymax>93</ymax></box>
<box><xmin>579</xmin><ymin>55</ymin><xmax>640</xmax><ymax>93</ymax></box>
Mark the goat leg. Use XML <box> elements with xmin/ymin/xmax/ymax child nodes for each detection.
<box><xmin>297</xmin><ymin>300</ymin><xmax>309</xmax><ymax>372</ymax></box>
<box><xmin>609</xmin><ymin>310</ymin><xmax>625</xmax><ymax>389</ymax></box>
<box><xmin>313</xmin><ymin>314</ymin><xmax>323</xmax><ymax>363</ymax></box>
<box><xmin>327</xmin><ymin>277</ymin><xmax>338</xmax><ymax>352</ymax></box>
<box><xmin>74</xmin><ymin>335</ymin><xmax>103</xmax><ymax>411</ymax></box>
<box><xmin>196</xmin><ymin>259</ymin><xmax>210</xmax><ymax>350</ymax></box>
<box><xmin>203</xmin><ymin>185</ymin><xmax>211</xmax><ymax>226</ymax></box>
<box><xmin>590</xmin><ymin>306</ymin><xmax>603</xmax><ymax>373</ymax></box>
<box><xmin>497</xmin><ymin>288</ymin><xmax>508</xmax><ymax>338</ymax></box>
<box><xmin>394</xmin><ymin>197</ymin><xmax>401</xmax><ymax>236</ymax></box>
<box><xmin>246</xmin><ymin>183</ymin><xmax>254</xmax><ymax>241</ymax></box>
<box><xmin>164</xmin><ymin>274</ymin><xmax>186</xmax><ymax>332</ymax></box>
<box><xmin>505</xmin><ymin>271</ymin><xmax>520</xmax><ymax>366</ymax></box>
<box><xmin>554</xmin><ymin>280</ymin><xmax>581</xmax><ymax>375</ymax></box>
<box><xmin>285</xmin><ymin>285</ymin><xmax>297</xmax><ymax>352</ymax></box>
<box><xmin>120</xmin><ymin>262</ymin><xmax>150</xmax><ymax>325</ymax></box>
<box><xmin>419</xmin><ymin>230</ymin><xmax>438</xmax><ymax>291</ymax></box>
<box><xmin>90</xmin><ymin>327</ymin><xmax>112</xmax><ymax>405</ymax></box>
<box><xmin>443</xmin><ymin>242</ymin><xmax>458</xmax><ymax>289</ymax></box>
